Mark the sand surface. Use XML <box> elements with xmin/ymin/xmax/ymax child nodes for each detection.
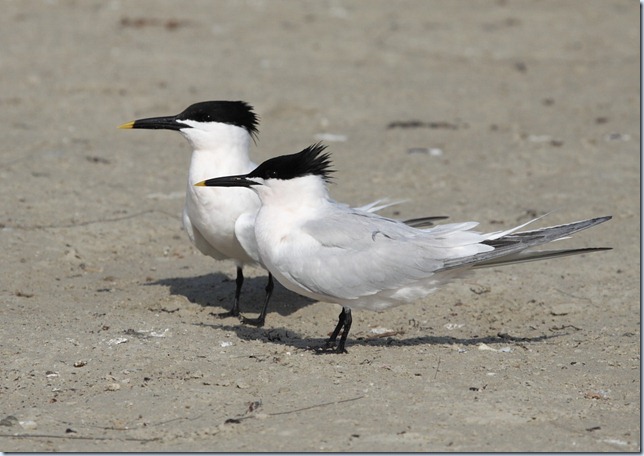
<box><xmin>0</xmin><ymin>0</ymin><xmax>639</xmax><ymax>452</ymax></box>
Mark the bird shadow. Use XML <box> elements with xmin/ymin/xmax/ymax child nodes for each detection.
<box><xmin>194</xmin><ymin>319</ymin><xmax>566</xmax><ymax>354</ymax></box>
<box><xmin>147</xmin><ymin>273</ymin><xmax>568</xmax><ymax>353</ymax></box>
<box><xmin>147</xmin><ymin>272</ymin><xmax>315</xmax><ymax>318</ymax></box>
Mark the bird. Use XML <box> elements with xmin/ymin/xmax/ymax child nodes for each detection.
<box><xmin>119</xmin><ymin>101</ymin><xmax>429</xmax><ymax>326</ymax></box>
<box><xmin>119</xmin><ymin>101</ymin><xmax>273</xmax><ymax>325</ymax></box>
<box><xmin>195</xmin><ymin>143</ymin><xmax>612</xmax><ymax>353</ymax></box>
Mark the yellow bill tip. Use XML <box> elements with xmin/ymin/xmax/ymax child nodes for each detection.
<box><xmin>194</xmin><ymin>180</ymin><xmax>206</xmax><ymax>187</ymax></box>
<box><xmin>118</xmin><ymin>120</ymin><xmax>135</xmax><ymax>129</ymax></box>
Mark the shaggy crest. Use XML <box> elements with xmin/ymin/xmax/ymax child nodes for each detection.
<box><xmin>248</xmin><ymin>143</ymin><xmax>335</xmax><ymax>182</ymax></box>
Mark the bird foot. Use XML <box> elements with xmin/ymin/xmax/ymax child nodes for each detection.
<box><xmin>315</xmin><ymin>340</ymin><xmax>347</xmax><ymax>354</ymax></box>
<box><xmin>240</xmin><ymin>314</ymin><xmax>266</xmax><ymax>327</ymax></box>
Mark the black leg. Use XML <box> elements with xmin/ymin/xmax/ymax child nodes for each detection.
<box><xmin>241</xmin><ymin>273</ymin><xmax>274</xmax><ymax>327</ymax></box>
<box><xmin>218</xmin><ymin>267</ymin><xmax>243</xmax><ymax>319</ymax></box>
<box><xmin>336</xmin><ymin>307</ymin><xmax>352</xmax><ymax>354</ymax></box>
<box><xmin>233</xmin><ymin>266</ymin><xmax>244</xmax><ymax>316</ymax></box>
<box><xmin>324</xmin><ymin>307</ymin><xmax>352</xmax><ymax>353</ymax></box>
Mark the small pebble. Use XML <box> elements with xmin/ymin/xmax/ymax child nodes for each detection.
<box><xmin>20</xmin><ymin>420</ymin><xmax>37</xmax><ymax>430</ymax></box>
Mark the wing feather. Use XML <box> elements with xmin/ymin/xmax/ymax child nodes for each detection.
<box><xmin>289</xmin><ymin>207</ymin><xmax>492</xmax><ymax>301</ymax></box>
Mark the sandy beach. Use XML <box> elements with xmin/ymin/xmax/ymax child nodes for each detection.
<box><xmin>0</xmin><ymin>0</ymin><xmax>639</xmax><ymax>451</ymax></box>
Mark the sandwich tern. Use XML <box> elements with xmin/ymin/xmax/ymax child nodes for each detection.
<box><xmin>196</xmin><ymin>143</ymin><xmax>612</xmax><ymax>352</ymax></box>
<box><xmin>120</xmin><ymin>101</ymin><xmax>272</xmax><ymax>324</ymax></box>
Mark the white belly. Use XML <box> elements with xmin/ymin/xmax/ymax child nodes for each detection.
<box><xmin>183</xmin><ymin>183</ymin><xmax>260</xmax><ymax>266</ymax></box>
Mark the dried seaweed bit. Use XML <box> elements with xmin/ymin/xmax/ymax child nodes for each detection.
<box><xmin>0</xmin><ymin>416</ymin><xmax>19</xmax><ymax>427</ymax></box>
<box><xmin>387</xmin><ymin>120</ymin><xmax>462</xmax><ymax>130</ymax></box>
<box><xmin>469</xmin><ymin>384</ymin><xmax>487</xmax><ymax>392</ymax></box>
<box><xmin>388</xmin><ymin>120</ymin><xmax>425</xmax><ymax>129</ymax></box>
<box><xmin>85</xmin><ymin>156</ymin><xmax>111</xmax><ymax>164</ymax></box>
<box><xmin>15</xmin><ymin>290</ymin><xmax>34</xmax><ymax>298</ymax></box>
<box><xmin>246</xmin><ymin>400</ymin><xmax>262</xmax><ymax>414</ymax></box>
<box><xmin>120</xmin><ymin>17</ymin><xmax>191</xmax><ymax>30</ymax></box>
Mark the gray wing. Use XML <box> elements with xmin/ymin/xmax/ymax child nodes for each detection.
<box><xmin>292</xmin><ymin>207</ymin><xmax>491</xmax><ymax>300</ymax></box>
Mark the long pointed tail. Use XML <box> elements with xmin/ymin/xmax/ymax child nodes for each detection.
<box><xmin>442</xmin><ymin>215</ymin><xmax>612</xmax><ymax>270</ymax></box>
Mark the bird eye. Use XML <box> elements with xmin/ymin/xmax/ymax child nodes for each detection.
<box><xmin>266</xmin><ymin>170</ymin><xmax>279</xmax><ymax>178</ymax></box>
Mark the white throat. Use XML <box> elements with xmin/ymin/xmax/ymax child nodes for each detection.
<box><xmin>180</xmin><ymin>121</ymin><xmax>256</xmax><ymax>181</ymax></box>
